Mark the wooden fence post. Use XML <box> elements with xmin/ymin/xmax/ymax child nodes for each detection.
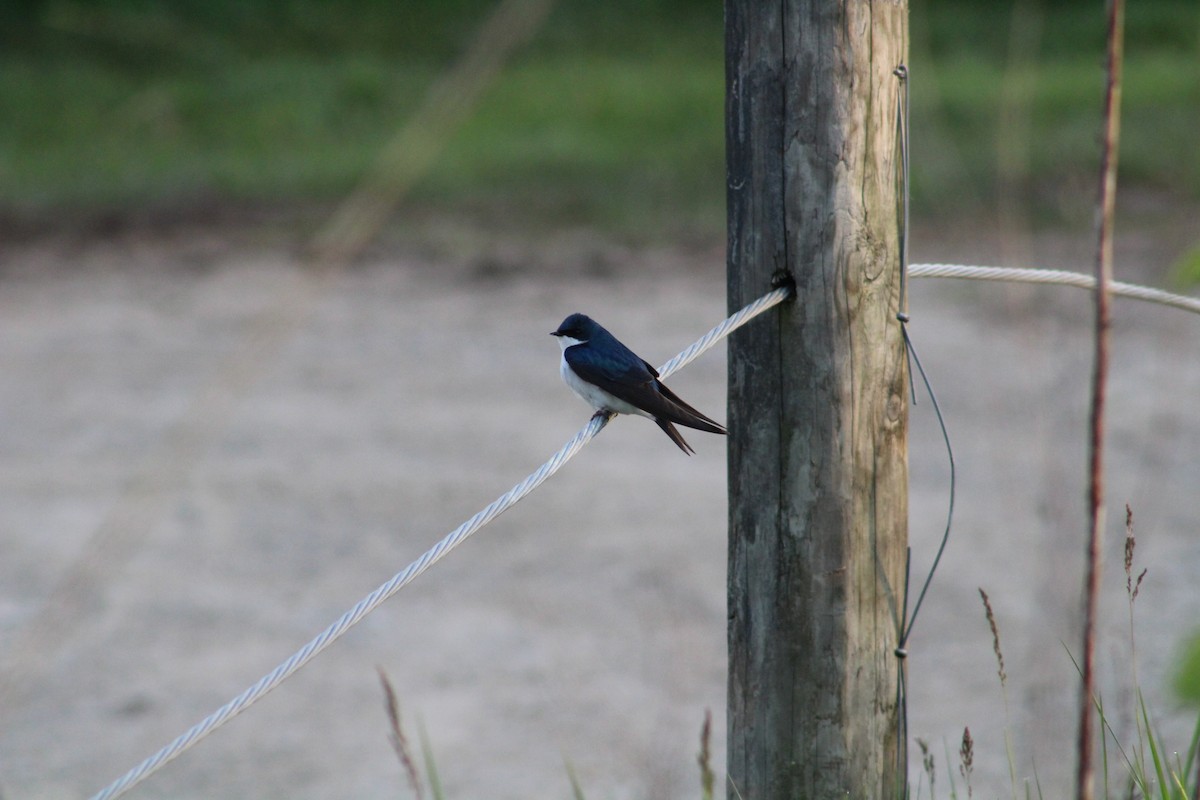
<box><xmin>725</xmin><ymin>1</ymin><xmax>909</xmax><ymax>797</ymax></box>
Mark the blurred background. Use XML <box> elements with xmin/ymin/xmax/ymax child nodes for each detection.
<box><xmin>2</xmin><ymin>1</ymin><xmax>1199</xmax><ymax>799</ymax></box>
<box><xmin>0</xmin><ymin>0</ymin><xmax>1196</xmax><ymax>258</ymax></box>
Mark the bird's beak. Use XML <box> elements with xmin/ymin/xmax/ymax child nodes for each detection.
<box><xmin>549</xmin><ymin>331</ymin><xmax>561</xmax><ymax>337</ymax></box>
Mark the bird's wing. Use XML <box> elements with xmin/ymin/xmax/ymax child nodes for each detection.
<box><xmin>564</xmin><ymin>342</ymin><xmax>657</xmax><ymax>398</ymax></box>
<box><xmin>565</xmin><ymin>345</ymin><xmax>725</xmax><ymax>435</ymax></box>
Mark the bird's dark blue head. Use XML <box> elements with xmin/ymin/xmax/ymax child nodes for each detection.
<box><xmin>551</xmin><ymin>313</ymin><xmax>601</xmax><ymax>342</ymax></box>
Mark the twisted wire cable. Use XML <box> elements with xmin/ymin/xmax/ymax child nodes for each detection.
<box><xmin>88</xmin><ymin>284</ymin><xmax>793</xmax><ymax>800</ymax></box>
<box><xmin>910</xmin><ymin>263</ymin><xmax>1200</xmax><ymax>315</ymax></box>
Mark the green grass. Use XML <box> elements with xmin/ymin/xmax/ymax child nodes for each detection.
<box><xmin>433</xmin><ymin>54</ymin><xmax>724</xmax><ymax>235</ymax></box>
<box><xmin>0</xmin><ymin>56</ymin><xmax>434</xmax><ymax>207</ymax></box>
<box><xmin>0</xmin><ymin>0</ymin><xmax>1197</xmax><ymax>237</ymax></box>
<box><xmin>912</xmin><ymin>50</ymin><xmax>1200</xmax><ymax>219</ymax></box>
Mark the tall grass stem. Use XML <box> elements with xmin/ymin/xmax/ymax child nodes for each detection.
<box><xmin>1077</xmin><ymin>0</ymin><xmax>1125</xmax><ymax>797</ymax></box>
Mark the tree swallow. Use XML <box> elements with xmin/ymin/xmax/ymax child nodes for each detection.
<box><xmin>551</xmin><ymin>313</ymin><xmax>726</xmax><ymax>455</ymax></box>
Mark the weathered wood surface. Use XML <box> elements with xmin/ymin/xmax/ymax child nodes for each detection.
<box><xmin>726</xmin><ymin>1</ymin><xmax>909</xmax><ymax>797</ymax></box>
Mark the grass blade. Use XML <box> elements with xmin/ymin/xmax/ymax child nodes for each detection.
<box><xmin>1139</xmin><ymin>691</ymin><xmax>1170</xmax><ymax>800</ymax></box>
<box><xmin>417</xmin><ymin>718</ymin><xmax>445</xmax><ymax>800</ymax></box>
<box><xmin>564</xmin><ymin>758</ymin><xmax>587</xmax><ymax>800</ymax></box>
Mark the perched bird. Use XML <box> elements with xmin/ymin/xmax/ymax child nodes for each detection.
<box><xmin>551</xmin><ymin>313</ymin><xmax>726</xmax><ymax>454</ymax></box>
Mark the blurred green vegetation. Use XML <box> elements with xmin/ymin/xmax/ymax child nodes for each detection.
<box><xmin>0</xmin><ymin>0</ymin><xmax>1197</xmax><ymax>238</ymax></box>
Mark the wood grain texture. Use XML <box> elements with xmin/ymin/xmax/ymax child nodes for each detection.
<box><xmin>726</xmin><ymin>1</ymin><xmax>908</xmax><ymax>797</ymax></box>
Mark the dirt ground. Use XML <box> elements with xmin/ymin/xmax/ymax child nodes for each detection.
<box><xmin>1</xmin><ymin>216</ymin><xmax>1198</xmax><ymax>799</ymax></box>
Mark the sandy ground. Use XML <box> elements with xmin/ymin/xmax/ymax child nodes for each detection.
<box><xmin>1</xmin><ymin>220</ymin><xmax>1198</xmax><ymax>800</ymax></box>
